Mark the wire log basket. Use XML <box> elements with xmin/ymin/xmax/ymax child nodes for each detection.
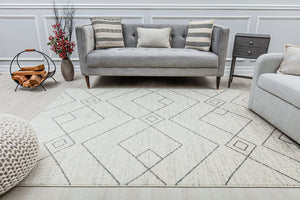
<box><xmin>10</xmin><ymin>49</ymin><xmax>57</xmax><ymax>91</ymax></box>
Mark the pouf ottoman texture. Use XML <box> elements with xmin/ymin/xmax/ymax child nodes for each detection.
<box><xmin>0</xmin><ymin>114</ymin><xmax>38</xmax><ymax>195</ymax></box>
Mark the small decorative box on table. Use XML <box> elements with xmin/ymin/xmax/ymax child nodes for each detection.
<box><xmin>10</xmin><ymin>49</ymin><xmax>57</xmax><ymax>91</ymax></box>
<box><xmin>228</xmin><ymin>33</ymin><xmax>271</xmax><ymax>88</ymax></box>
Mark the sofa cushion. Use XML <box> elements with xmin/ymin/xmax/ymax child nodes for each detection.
<box><xmin>87</xmin><ymin>48</ymin><xmax>218</xmax><ymax>68</ymax></box>
<box><xmin>257</xmin><ymin>73</ymin><xmax>300</xmax><ymax>108</ymax></box>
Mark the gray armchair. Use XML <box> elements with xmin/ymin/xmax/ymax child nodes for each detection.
<box><xmin>248</xmin><ymin>53</ymin><xmax>300</xmax><ymax>144</ymax></box>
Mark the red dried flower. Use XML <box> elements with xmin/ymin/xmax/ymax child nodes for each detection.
<box><xmin>47</xmin><ymin>23</ymin><xmax>76</xmax><ymax>59</ymax></box>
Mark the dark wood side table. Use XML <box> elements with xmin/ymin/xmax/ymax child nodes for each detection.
<box><xmin>228</xmin><ymin>33</ymin><xmax>270</xmax><ymax>88</ymax></box>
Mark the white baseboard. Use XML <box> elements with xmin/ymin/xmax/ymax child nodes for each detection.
<box><xmin>224</xmin><ymin>65</ymin><xmax>254</xmax><ymax>76</ymax></box>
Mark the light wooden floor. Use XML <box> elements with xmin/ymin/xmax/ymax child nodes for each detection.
<box><xmin>0</xmin><ymin>73</ymin><xmax>299</xmax><ymax>200</ymax></box>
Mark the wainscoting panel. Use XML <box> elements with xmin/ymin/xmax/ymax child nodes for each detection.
<box><xmin>256</xmin><ymin>16</ymin><xmax>300</xmax><ymax>53</ymax></box>
<box><xmin>0</xmin><ymin>3</ymin><xmax>299</xmax><ymax>76</ymax></box>
<box><xmin>0</xmin><ymin>16</ymin><xmax>41</xmax><ymax>60</ymax></box>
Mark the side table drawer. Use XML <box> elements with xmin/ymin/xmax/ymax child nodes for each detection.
<box><xmin>233</xmin><ymin>46</ymin><xmax>268</xmax><ymax>58</ymax></box>
<box><xmin>235</xmin><ymin>36</ymin><xmax>269</xmax><ymax>48</ymax></box>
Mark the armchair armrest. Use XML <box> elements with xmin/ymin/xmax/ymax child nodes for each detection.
<box><xmin>248</xmin><ymin>53</ymin><xmax>283</xmax><ymax>108</ymax></box>
<box><xmin>251</xmin><ymin>53</ymin><xmax>283</xmax><ymax>86</ymax></box>
<box><xmin>75</xmin><ymin>24</ymin><xmax>94</xmax><ymax>75</ymax></box>
<box><xmin>211</xmin><ymin>25</ymin><xmax>230</xmax><ymax>76</ymax></box>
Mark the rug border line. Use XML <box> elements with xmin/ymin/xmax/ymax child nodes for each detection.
<box><xmin>17</xmin><ymin>185</ymin><xmax>300</xmax><ymax>188</ymax></box>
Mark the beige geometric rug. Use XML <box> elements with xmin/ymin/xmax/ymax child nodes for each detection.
<box><xmin>21</xmin><ymin>88</ymin><xmax>300</xmax><ymax>187</ymax></box>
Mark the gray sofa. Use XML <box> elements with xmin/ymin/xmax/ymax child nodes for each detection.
<box><xmin>76</xmin><ymin>23</ymin><xmax>229</xmax><ymax>89</ymax></box>
<box><xmin>248</xmin><ymin>53</ymin><xmax>300</xmax><ymax>144</ymax></box>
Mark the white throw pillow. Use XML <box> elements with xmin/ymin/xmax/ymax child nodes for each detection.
<box><xmin>277</xmin><ymin>44</ymin><xmax>300</xmax><ymax>76</ymax></box>
<box><xmin>137</xmin><ymin>28</ymin><xmax>171</xmax><ymax>48</ymax></box>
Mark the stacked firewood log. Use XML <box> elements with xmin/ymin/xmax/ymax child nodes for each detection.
<box><xmin>12</xmin><ymin>64</ymin><xmax>48</xmax><ymax>88</ymax></box>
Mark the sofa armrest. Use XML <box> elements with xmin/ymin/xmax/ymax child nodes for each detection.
<box><xmin>248</xmin><ymin>53</ymin><xmax>283</xmax><ymax>108</ymax></box>
<box><xmin>75</xmin><ymin>25</ymin><xmax>94</xmax><ymax>75</ymax></box>
<box><xmin>211</xmin><ymin>25</ymin><xmax>230</xmax><ymax>76</ymax></box>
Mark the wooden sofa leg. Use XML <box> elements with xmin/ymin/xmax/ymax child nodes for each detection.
<box><xmin>216</xmin><ymin>76</ymin><xmax>221</xmax><ymax>90</ymax></box>
<box><xmin>85</xmin><ymin>75</ymin><xmax>90</xmax><ymax>89</ymax></box>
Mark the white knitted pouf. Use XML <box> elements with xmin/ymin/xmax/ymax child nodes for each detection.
<box><xmin>0</xmin><ymin>114</ymin><xmax>38</xmax><ymax>195</ymax></box>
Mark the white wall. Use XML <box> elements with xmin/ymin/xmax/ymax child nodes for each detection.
<box><xmin>1</xmin><ymin>1</ymin><xmax>300</xmax><ymax>75</ymax></box>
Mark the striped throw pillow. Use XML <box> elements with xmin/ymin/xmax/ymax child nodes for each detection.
<box><xmin>185</xmin><ymin>19</ymin><xmax>215</xmax><ymax>51</ymax></box>
<box><xmin>90</xmin><ymin>17</ymin><xmax>125</xmax><ymax>49</ymax></box>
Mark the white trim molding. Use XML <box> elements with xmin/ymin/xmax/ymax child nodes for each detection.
<box><xmin>1</xmin><ymin>4</ymin><xmax>300</xmax><ymax>10</ymax></box>
<box><xmin>43</xmin><ymin>15</ymin><xmax>145</xmax><ymax>22</ymax></box>
<box><xmin>255</xmin><ymin>16</ymin><xmax>300</xmax><ymax>33</ymax></box>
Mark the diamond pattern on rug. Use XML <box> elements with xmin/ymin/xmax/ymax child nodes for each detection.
<box><xmin>226</xmin><ymin>137</ymin><xmax>256</xmax><ymax>156</ymax></box>
<box><xmin>139</xmin><ymin>113</ymin><xmax>164</xmax><ymax>126</ymax></box>
<box><xmin>136</xmin><ymin>149</ymin><xmax>162</xmax><ymax>168</ymax></box>
<box><xmin>80</xmin><ymin>96</ymin><xmax>101</xmax><ymax>105</ymax></box>
<box><xmin>201</xmin><ymin>109</ymin><xmax>251</xmax><ymax>135</ymax></box>
<box><xmin>231</xmin><ymin>93</ymin><xmax>249</xmax><ymax>108</ymax></box>
<box><xmin>52</xmin><ymin>106</ymin><xmax>104</xmax><ymax>134</ymax></box>
<box><xmin>119</xmin><ymin>127</ymin><xmax>181</xmax><ymax>161</ymax></box>
<box><xmin>204</xmin><ymin>98</ymin><xmax>225</xmax><ymax>107</ymax></box>
<box><xmin>132</xmin><ymin>92</ymin><xmax>174</xmax><ymax>112</ymax></box>
<box><xmin>263</xmin><ymin>129</ymin><xmax>300</xmax><ymax>162</ymax></box>
<box><xmin>44</xmin><ymin>135</ymin><xmax>75</xmax><ymax>154</ymax></box>
<box><xmin>22</xmin><ymin>88</ymin><xmax>300</xmax><ymax>187</ymax></box>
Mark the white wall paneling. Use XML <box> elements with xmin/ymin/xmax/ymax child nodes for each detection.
<box><xmin>256</xmin><ymin>16</ymin><xmax>300</xmax><ymax>53</ymax></box>
<box><xmin>0</xmin><ymin>15</ymin><xmax>41</xmax><ymax>60</ymax></box>
<box><xmin>1</xmin><ymin>2</ymin><xmax>300</xmax><ymax>75</ymax></box>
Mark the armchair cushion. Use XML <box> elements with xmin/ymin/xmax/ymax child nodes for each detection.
<box><xmin>257</xmin><ymin>73</ymin><xmax>300</xmax><ymax>109</ymax></box>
